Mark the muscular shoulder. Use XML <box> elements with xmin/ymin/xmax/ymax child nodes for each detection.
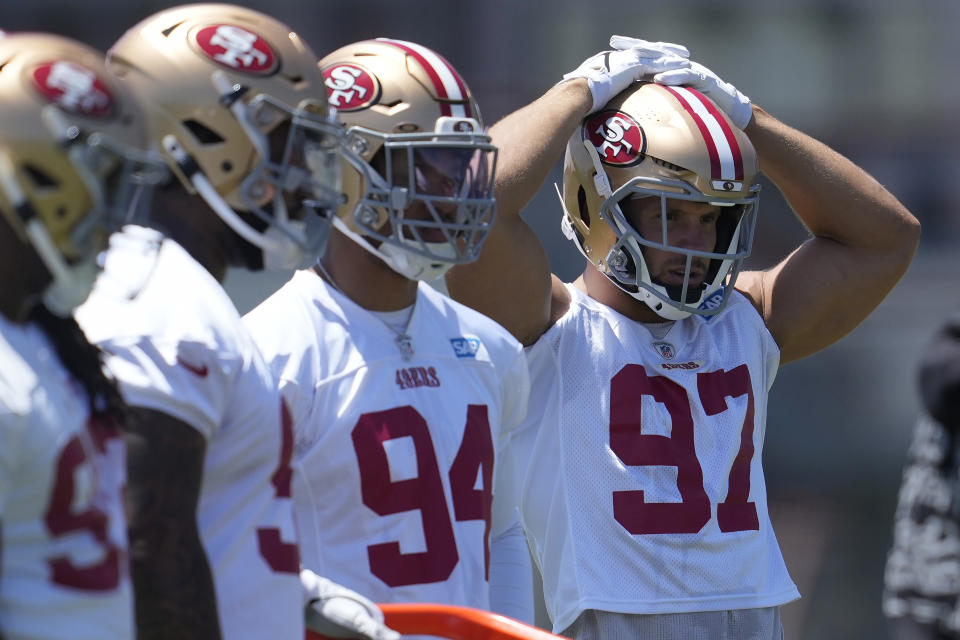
<box><xmin>544</xmin><ymin>278</ymin><xmax>611</xmax><ymax>331</ymax></box>
<box><xmin>713</xmin><ymin>287</ymin><xmax>767</xmax><ymax>324</ymax></box>
<box><xmin>732</xmin><ymin>270</ymin><xmax>765</xmax><ymax>318</ymax></box>
<box><xmin>243</xmin><ymin>269</ymin><xmax>355</xmax><ymax>383</ymax></box>
<box><xmin>544</xmin><ymin>282</ymin><xmax>767</xmax><ymax>343</ymax></box>
<box><xmin>547</xmin><ymin>275</ymin><xmax>574</xmax><ymax>328</ymax></box>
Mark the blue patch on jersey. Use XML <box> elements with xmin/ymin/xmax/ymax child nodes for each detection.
<box><xmin>698</xmin><ymin>287</ymin><xmax>726</xmax><ymax>320</ymax></box>
<box><xmin>450</xmin><ymin>337</ymin><xmax>481</xmax><ymax>358</ymax></box>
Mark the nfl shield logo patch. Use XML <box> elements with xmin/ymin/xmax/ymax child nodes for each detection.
<box><xmin>652</xmin><ymin>341</ymin><xmax>676</xmax><ymax>360</ymax></box>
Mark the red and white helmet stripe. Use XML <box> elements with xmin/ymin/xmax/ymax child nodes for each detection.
<box><xmin>376</xmin><ymin>38</ymin><xmax>472</xmax><ymax>119</ymax></box>
<box><xmin>661</xmin><ymin>85</ymin><xmax>744</xmax><ymax>190</ymax></box>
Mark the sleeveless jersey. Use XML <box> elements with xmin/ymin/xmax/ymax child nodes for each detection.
<box><xmin>243</xmin><ymin>270</ymin><xmax>529</xmax><ymax>610</ymax></box>
<box><xmin>0</xmin><ymin>315</ymin><xmax>132</xmax><ymax>639</ymax></box>
<box><xmin>75</xmin><ymin>226</ymin><xmax>302</xmax><ymax>640</ymax></box>
<box><xmin>508</xmin><ymin>284</ymin><xmax>799</xmax><ymax>632</ymax></box>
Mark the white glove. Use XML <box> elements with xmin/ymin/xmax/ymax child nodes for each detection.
<box><xmin>648</xmin><ymin>60</ymin><xmax>753</xmax><ymax>129</ymax></box>
<box><xmin>609</xmin><ymin>37</ymin><xmax>752</xmax><ymax>129</ymax></box>
<box><xmin>562</xmin><ymin>37</ymin><xmax>690</xmax><ymax>114</ymax></box>
<box><xmin>301</xmin><ymin>570</ymin><xmax>400</xmax><ymax>640</ymax></box>
<box><xmin>596</xmin><ymin>47</ymin><xmax>750</xmax><ymax>131</ymax></box>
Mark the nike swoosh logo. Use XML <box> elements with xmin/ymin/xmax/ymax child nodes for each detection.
<box><xmin>176</xmin><ymin>355</ymin><xmax>209</xmax><ymax>378</ymax></box>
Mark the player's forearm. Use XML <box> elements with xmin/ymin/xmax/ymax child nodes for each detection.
<box><xmin>490</xmin><ymin>79</ymin><xmax>592</xmax><ymax>220</ymax></box>
<box><xmin>124</xmin><ymin>410</ymin><xmax>223</xmax><ymax>640</ymax></box>
<box><xmin>746</xmin><ymin>105</ymin><xmax>920</xmax><ymax>253</ymax></box>
<box><xmin>129</xmin><ymin>537</ymin><xmax>223</xmax><ymax>639</ymax></box>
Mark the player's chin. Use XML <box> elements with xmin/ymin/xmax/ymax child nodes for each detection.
<box><xmin>656</xmin><ymin>271</ymin><xmax>706</xmax><ymax>289</ymax></box>
<box><xmin>401</xmin><ymin>230</ymin><xmax>449</xmax><ymax>245</ymax></box>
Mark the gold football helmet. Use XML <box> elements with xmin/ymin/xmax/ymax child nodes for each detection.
<box><xmin>562</xmin><ymin>81</ymin><xmax>760</xmax><ymax>319</ymax></box>
<box><xmin>107</xmin><ymin>3</ymin><xmax>343</xmax><ymax>269</ymax></box>
<box><xmin>319</xmin><ymin>38</ymin><xmax>496</xmax><ymax>280</ymax></box>
<box><xmin>0</xmin><ymin>33</ymin><xmax>164</xmax><ymax>314</ymax></box>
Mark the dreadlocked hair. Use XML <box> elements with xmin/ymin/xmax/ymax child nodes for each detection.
<box><xmin>30</xmin><ymin>303</ymin><xmax>128</xmax><ymax>427</ymax></box>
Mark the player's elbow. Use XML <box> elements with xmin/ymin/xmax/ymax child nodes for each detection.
<box><xmin>889</xmin><ymin>207</ymin><xmax>921</xmax><ymax>269</ymax></box>
<box><xmin>869</xmin><ymin>197</ymin><xmax>921</xmax><ymax>264</ymax></box>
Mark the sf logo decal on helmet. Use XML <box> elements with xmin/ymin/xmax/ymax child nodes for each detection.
<box><xmin>193</xmin><ymin>24</ymin><xmax>277</xmax><ymax>75</ymax></box>
<box><xmin>583</xmin><ymin>110</ymin><xmax>645</xmax><ymax>167</ymax></box>
<box><xmin>322</xmin><ymin>63</ymin><xmax>380</xmax><ymax>111</ymax></box>
<box><xmin>31</xmin><ymin>61</ymin><xmax>114</xmax><ymax>116</ymax></box>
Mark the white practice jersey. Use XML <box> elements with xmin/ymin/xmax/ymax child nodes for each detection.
<box><xmin>244</xmin><ymin>270</ymin><xmax>529</xmax><ymax>609</ymax></box>
<box><xmin>507</xmin><ymin>284</ymin><xmax>799</xmax><ymax>633</ymax></box>
<box><xmin>75</xmin><ymin>226</ymin><xmax>302</xmax><ymax>640</ymax></box>
<box><xmin>0</xmin><ymin>315</ymin><xmax>132</xmax><ymax>639</ymax></box>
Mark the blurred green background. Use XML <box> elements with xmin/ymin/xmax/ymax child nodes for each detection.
<box><xmin>5</xmin><ymin>1</ymin><xmax>958</xmax><ymax>637</ymax></box>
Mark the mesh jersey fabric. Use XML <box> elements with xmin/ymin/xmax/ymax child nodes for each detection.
<box><xmin>504</xmin><ymin>283</ymin><xmax>799</xmax><ymax>632</ymax></box>
<box><xmin>243</xmin><ymin>270</ymin><xmax>531</xmax><ymax>613</ymax></box>
<box><xmin>561</xmin><ymin>606</ymin><xmax>784</xmax><ymax>640</ymax></box>
<box><xmin>0</xmin><ymin>315</ymin><xmax>132</xmax><ymax>639</ymax></box>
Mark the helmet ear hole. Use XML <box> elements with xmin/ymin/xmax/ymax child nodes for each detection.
<box><xmin>576</xmin><ymin>185</ymin><xmax>590</xmax><ymax>227</ymax></box>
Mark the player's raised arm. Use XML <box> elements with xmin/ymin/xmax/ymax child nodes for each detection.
<box><xmin>650</xmin><ymin>56</ymin><xmax>921</xmax><ymax>363</ymax></box>
<box><xmin>446</xmin><ymin>41</ymin><xmax>690</xmax><ymax>346</ymax></box>
<box><xmin>740</xmin><ymin>106</ymin><xmax>920</xmax><ymax>363</ymax></box>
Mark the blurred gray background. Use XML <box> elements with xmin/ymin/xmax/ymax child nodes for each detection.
<box><xmin>6</xmin><ymin>0</ymin><xmax>957</xmax><ymax>637</ymax></box>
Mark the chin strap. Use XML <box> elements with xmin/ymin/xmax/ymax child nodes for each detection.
<box><xmin>212</xmin><ymin>71</ymin><xmax>268</xmax><ymax>159</ymax></box>
<box><xmin>329</xmin><ymin>215</ymin><xmax>452</xmax><ymax>281</ymax></box>
<box><xmin>380</xmin><ymin>240</ymin><xmax>454</xmax><ymax>281</ymax></box>
<box><xmin>554</xmin><ymin>182</ymin><xmax>578</xmax><ymax>243</ymax></box>
<box><xmin>582</xmin><ymin>138</ymin><xmax>614</xmax><ymax>199</ymax></box>
<box><xmin>25</xmin><ymin>218</ymin><xmax>98</xmax><ymax>315</ymax></box>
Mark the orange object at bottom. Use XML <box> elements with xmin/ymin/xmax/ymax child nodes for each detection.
<box><xmin>305</xmin><ymin>603</ymin><xmax>567</xmax><ymax>640</ymax></box>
